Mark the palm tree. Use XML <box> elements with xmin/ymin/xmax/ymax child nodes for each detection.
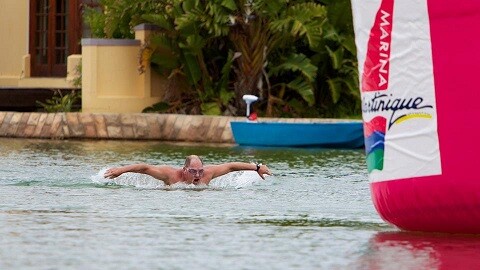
<box><xmin>226</xmin><ymin>0</ymin><xmax>327</xmax><ymax>114</ymax></box>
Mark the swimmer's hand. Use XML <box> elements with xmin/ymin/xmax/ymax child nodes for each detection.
<box><xmin>257</xmin><ymin>164</ymin><xmax>272</xmax><ymax>180</ymax></box>
<box><xmin>104</xmin><ymin>167</ymin><xmax>124</xmax><ymax>179</ymax></box>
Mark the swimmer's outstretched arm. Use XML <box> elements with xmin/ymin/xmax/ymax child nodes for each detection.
<box><xmin>209</xmin><ymin>162</ymin><xmax>272</xmax><ymax>180</ymax></box>
<box><xmin>104</xmin><ymin>164</ymin><xmax>173</xmax><ymax>183</ymax></box>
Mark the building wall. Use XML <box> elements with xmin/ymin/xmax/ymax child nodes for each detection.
<box><xmin>81</xmin><ymin>38</ymin><xmax>164</xmax><ymax>113</ymax></box>
<box><xmin>0</xmin><ymin>2</ymin><xmax>164</xmax><ymax>112</ymax></box>
<box><xmin>0</xmin><ymin>0</ymin><xmax>29</xmax><ymax>85</ymax></box>
<box><xmin>0</xmin><ymin>0</ymin><xmax>79</xmax><ymax>89</ymax></box>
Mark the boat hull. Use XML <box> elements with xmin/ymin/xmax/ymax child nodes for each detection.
<box><xmin>230</xmin><ymin>121</ymin><xmax>364</xmax><ymax>148</ymax></box>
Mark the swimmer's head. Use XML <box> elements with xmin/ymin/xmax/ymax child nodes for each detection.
<box><xmin>184</xmin><ymin>155</ymin><xmax>203</xmax><ymax>167</ymax></box>
<box><xmin>183</xmin><ymin>155</ymin><xmax>204</xmax><ymax>184</ymax></box>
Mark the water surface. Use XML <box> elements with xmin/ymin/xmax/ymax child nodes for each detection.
<box><xmin>1</xmin><ymin>138</ymin><xmax>479</xmax><ymax>269</ymax></box>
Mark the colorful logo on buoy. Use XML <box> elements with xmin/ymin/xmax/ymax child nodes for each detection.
<box><xmin>361</xmin><ymin>0</ymin><xmax>394</xmax><ymax>92</ymax></box>
<box><xmin>361</xmin><ymin>0</ymin><xmax>392</xmax><ymax>173</ymax></box>
<box><xmin>364</xmin><ymin>116</ymin><xmax>386</xmax><ymax>173</ymax></box>
<box><xmin>355</xmin><ymin>0</ymin><xmax>441</xmax><ymax>180</ymax></box>
<box><xmin>362</xmin><ymin>93</ymin><xmax>434</xmax><ymax>173</ymax></box>
<box><xmin>363</xmin><ymin>93</ymin><xmax>433</xmax><ymax>129</ymax></box>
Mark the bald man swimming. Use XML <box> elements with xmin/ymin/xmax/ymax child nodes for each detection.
<box><xmin>104</xmin><ymin>155</ymin><xmax>272</xmax><ymax>185</ymax></box>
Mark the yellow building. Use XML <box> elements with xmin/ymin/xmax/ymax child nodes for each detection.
<box><xmin>0</xmin><ymin>0</ymin><xmax>82</xmax><ymax>88</ymax></box>
<box><xmin>0</xmin><ymin>0</ymin><xmax>164</xmax><ymax>113</ymax></box>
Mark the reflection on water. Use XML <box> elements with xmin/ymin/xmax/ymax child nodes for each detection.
<box><xmin>357</xmin><ymin>232</ymin><xmax>480</xmax><ymax>270</ymax></box>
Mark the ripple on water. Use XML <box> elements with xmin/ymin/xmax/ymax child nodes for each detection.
<box><xmin>238</xmin><ymin>216</ymin><xmax>390</xmax><ymax>230</ymax></box>
<box><xmin>0</xmin><ymin>138</ymin><xmax>390</xmax><ymax>270</ymax></box>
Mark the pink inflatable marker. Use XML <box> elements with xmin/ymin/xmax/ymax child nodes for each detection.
<box><xmin>351</xmin><ymin>0</ymin><xmax>480</xmax><ymax>233</ymax></box>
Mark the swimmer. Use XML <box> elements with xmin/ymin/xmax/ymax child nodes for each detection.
<box><xmin>104</xmin><ymin>155</ymin><xmax>272</xmax><ymax>185</ymax></box>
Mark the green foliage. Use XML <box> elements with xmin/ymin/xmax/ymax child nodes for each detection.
<box><xmin>83</xmin><ymin>7</ymin><xmax>107</xmax><ymax>38</ymax></box>
<box><xmin>312</xmin><ymin>0</ymin><xmax>361</xmax><ymax>118</ymax></box>
<box><xmin>225</xmin><ymin>0</ymin><xmax>329</xmax><ymax>115</ymax></box>
<box><xmin>269</xmin><ymin>54</ymin><xmax>318</xmax><ymax>83</ymax></box>
<box><xmin>200</xmin><ymin>102</ymin><xmax>222</xmax><ymax>115</ymax></box>
<box><xmin>84</xmin><ymin>0</ymin><xmax>163</xmax><ymax>38</ymax></box>
<box><xmin>85</xmin><ymin>0</ymin><xmax>361</xmax><ymax>118</ymax></box>
<box><xmin>72</xmin><ymin>62</ymin><xmax>82</xmax><ymax>88</ymax></box>
<box><xmin>138</xmin><ymin>0</ymin><xmax>330</xmax><ymax>114</ymax></box>
<box><xmin>142</xmin><ymin>102</ymin><xmax>170</xmax><ymax>113</ymax></box>
<box><xmin>36</xmin><ymin>90</ymin><xmax>81</xmax><ymax>113</ymax></box>
<box><xmin>139</xmin><ymin>0</ymin><xmax>237</xmax><ymax>115</ymax></box>
<box><xmin>269</xmin><ymin>53</ymin><xmax>317</xmax><ymax>106</ymax></box>
<box><xmin>267</xmin><ymin>2</ymin><xmax>326</xmax><ymax>49</ymax></box>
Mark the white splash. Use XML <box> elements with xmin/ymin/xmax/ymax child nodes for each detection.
<box><xmin>91</xmin><ymin>168</ymin><xmax>266</xmax><ymax>190</ymax></box>
<box><xmin>209</xmin><ymin>171</ymin><xmax>262</xmax><ymax>189</ymax></box>
<box><xmin>91</xmin><ymin>168</ymin><xmax>165</xmax><ymax>189</ymax></box>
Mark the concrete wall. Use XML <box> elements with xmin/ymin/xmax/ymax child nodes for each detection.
<box><xmin>0</xmin><ymin>112</ymin><xmax>241</xmax><ymax>143</ymax></box>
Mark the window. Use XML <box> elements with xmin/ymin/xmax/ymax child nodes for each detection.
<box><xmin>29</xmin><ymin>0</ymin><xmax>81</xmax><ymax>77</ymax></box>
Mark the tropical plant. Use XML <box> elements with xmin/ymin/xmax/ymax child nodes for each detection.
<box><xmin>36</xmin><ymin>89</ymin><xmax>81</xmax><ymax>113</ymax></box>
<box><xmin>84</xmin><ymin>0</ymin><xmax>163</xmax><ymax>39</ymax></box>
<box><xmin>312</xmin><ymin>0</ymin><xmax>361</xmax><ymax>118</ymax></box>
<box><xmin>84</xmin><ymin>0</ymin><xmax>361</xmax><ymax>118</ymax></box>
<box><xmin>138</xmin><ymin>1</ymin><xmax>241</xmax><ymax>115</ymax></box>
<box><xmin>39</xmin><ymin>62</ymin><xmax>83</xmax><ymax>113</ymax></box>
<box><xmin>71</xmin><ymin>62</ymin><xmax>82</xmax><ymax>88</ymax></box>
<box><xmin>228</xmin><ymin>1</ymin><xmax>327</xmax><ymax>115</ymax></box>
<box><xmin>139</xmin><ymin>0</ymin><xmax>327</xmax><ymax>116</ymax></box>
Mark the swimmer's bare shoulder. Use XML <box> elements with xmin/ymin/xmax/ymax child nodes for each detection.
<box><xmin>145</xmin><ymin>165</ymin><xmax>182</xmax><ymax>185</ymax></box>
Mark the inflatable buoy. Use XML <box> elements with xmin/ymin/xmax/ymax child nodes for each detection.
<box><xmin>351</xmin><ymin>0</ymin><xmax>480</xmax><ymax>233</ymax></box>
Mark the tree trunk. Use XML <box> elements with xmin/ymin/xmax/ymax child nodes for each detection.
<box><xmin>229</xmin><ymin>18</ymin><xmax>269</xmax><ymax>115</ymax></box>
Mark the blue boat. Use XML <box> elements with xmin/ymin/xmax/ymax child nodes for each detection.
<box><xmin>230</xmin><ymin>120</ymin><xmax>364</xmax><ymax>148</ymax></box>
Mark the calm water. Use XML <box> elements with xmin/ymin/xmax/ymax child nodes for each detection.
<box><xmin>1</xmin><ymin>138</ymin><xmax>480</xmax><ymax>269</ymax></box>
